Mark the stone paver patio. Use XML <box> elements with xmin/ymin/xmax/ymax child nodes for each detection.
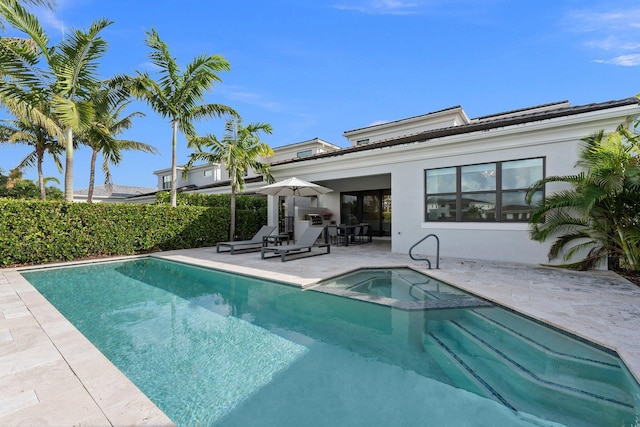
<box><xmin>1</xmin><ymin>240</ymin><xmax>639</xmax><ymax>425</ymax></box>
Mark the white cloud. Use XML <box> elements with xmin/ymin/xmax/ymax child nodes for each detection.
<box><xmin>593</xmin><ymin>54</ymin><xmax>640</xmax><ymax>66</ymax></box>
<box><xmin>586</xmin><ymin>36</ymin><xmax>640</xmax><ymax>52</ymax></box>
<box><xmin>333</xmin><ymin>0</ymin><xmax>421</xmax><ymax>15</ymax></box>
<box><xmin>37</xmin><ymin>9</ymin><xmax>64</xmax><ymax>34</ymax></box>
<box><xmin>367</xmin><ymin>119</ymin><xmax>390</xmax><ymax>126</ymax></box>
<box><xmin>567</xmin><ymin>9</ymin><xmax>640</xmax><ymax>32</ymax></box>
<box><xmin>219</xmin><ymin>85</ymin><xmax>284</xmax><ymax>112</ymax></box>
<box><xmin>566</xmin><ymin>7</ymin><xmax>640</xmax><ymax>66</ymax></box>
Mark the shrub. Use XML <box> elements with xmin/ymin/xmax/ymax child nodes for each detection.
<box><xmin>0</xmin><ymin>199</ymin><xmax>266</xmax><ymax>266</ymax></box>
<box><xmin>155</xmin><ymin>191</ymin><xmax>267</xmax><ymax>210</ymax></box>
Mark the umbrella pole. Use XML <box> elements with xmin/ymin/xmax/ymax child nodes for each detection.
<box><xmin>292</xmin><ymin>190</ymin><xmax>297</xmax><ymax>242</ymax></box>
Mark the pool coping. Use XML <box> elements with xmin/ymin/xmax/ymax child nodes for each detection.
<box><xmin>2</xmin><ymin>245</ymin><xmax>640</xmax><ymax>425</ymax></box>
<box><xmin>1</xmin><ymin>255</ymin><xmax>174</xmax><ymax>426</ymax></box>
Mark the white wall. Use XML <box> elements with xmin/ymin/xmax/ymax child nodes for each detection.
<box><xmin>271</xmin><ymin>105</ymin><xmax>638</xmax><ymax>266</ymax></box>
<box><xmin>388</xmin><ymin>136</ymin><xmax>582</xmax><ymax>264</ymax></box>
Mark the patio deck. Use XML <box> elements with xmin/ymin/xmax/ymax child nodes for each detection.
<box><xmin>1</xmin><ymin>239</ymin><xmax>640</xmax><ymax>425</ymax></box>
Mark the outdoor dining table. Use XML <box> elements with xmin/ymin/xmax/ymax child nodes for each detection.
<box><xmin>325</xmin><ymin>224</ymin><xmax>360</xmax><ymax>246</ymax></box>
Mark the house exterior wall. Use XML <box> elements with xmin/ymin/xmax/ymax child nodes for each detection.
<box><xmin>155</xmin><ymin>168</ymin><xmax>188</xmax><ymax>190</ymax></box>
<box><xmin>272</xmin><ymin>102</ymin><xmax>640</xmax><ymax>266</ymax></box>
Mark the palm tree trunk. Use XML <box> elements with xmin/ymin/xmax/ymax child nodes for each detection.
<box><xmin>37</xmin><ymin>151</ymin><xmax>46</xmax><ymax>200</ymax></box>
<box><xmin>64</xmin><ymin>128</ymin><xmax>74</xmax><ymax>202</ymax></box>
<box><xmin>618</xmin><ymin>227</ymin><xmax>639</xmax><ymax>270</ymax></box>
<box><xmin>170</xmin><ymin>120</ymin><xmax>178</xmax><ymax>207</ymax></box>
<box><xmin>230</xmin><ymin>184</ymin><xmax>236</xmax><ymax>241</ymax></box>
<box><xmin>87</xmin><ymin>149</ymin><xmax>98</xmax><ymax>203</ymax></box>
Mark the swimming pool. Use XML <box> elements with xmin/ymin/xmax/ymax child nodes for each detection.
<box><xmin>21</xmin><ymin>258</ymin><xmax>640</xmax><ymax>426</ymax></box>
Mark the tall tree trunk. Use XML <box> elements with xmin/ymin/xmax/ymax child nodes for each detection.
<box><xmin>37</xmin><ymin>150</ymin><xmax>46</xmax><ymax>200</ymax></box>
<box><xmin>64</xmin><ymin>128</ymin><xmax>74</xmax><ymax>202</ymax></box>
<box><xmin>87</xmin><ymin>149</ymin><xmax>98</xmax><ymax>203</ymax></box>
<box><xmin>230</xmin><ymin>184</ymin><xmax>236</xmax><ymax>241</ymax></box>
<box><xmin>170</xmin><ymin>120</ymin><xmax>178</xmax><ymax>207</ymax></box>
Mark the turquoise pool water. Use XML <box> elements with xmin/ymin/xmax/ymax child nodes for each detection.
<box><xmin>317</xmin><ymin>267</ymin><xmax>473</xmax><ymax>301</ymax></box>
<box><xmin>21</xmin><ymin>258</ymin><xmax>640</xmax><ymax>427</ymax></box>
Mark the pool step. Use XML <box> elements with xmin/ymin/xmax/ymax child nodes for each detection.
<box><xmin>457</xmin><ymin>310</ymin><xmax>626</xmax><ymax>389</ymax></box>
<box><xmin>425</xmin><ymin>319</ymin><xmax>637</xmax><ymax>426</ymax></box>
<box><xmin>422</xmin><ymin>331</ymin><xmax>515</xmax><ymax>409</ymax></box>
<box><xmin>470</xmin><ymin>308</ymin><xmax>621</xmax><ymax>365</ymax></box>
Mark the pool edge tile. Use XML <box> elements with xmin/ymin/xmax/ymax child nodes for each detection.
<box><xmin>1</xmin><ymin>267</ymin><xmax>176</xmax><ymax>427</ymax></box>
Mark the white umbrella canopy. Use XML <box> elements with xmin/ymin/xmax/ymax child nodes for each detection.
<box><xmin>256</xmin><ymin>177</ymin><xmax>333</xmax><ymax>197</ymax></box>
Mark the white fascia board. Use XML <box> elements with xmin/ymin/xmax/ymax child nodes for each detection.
<box><xmin>343</xmin><ymin>107</ymin><xmax>468</xmax><ymax>138</ymax></box>
<box><xmin>152</xmin><ymin>166</ymin><xmax>186</xmax><ymax>175</ymax></box>
<box><xmin>274</xmin><ymin>138</ymin><xmax>340</xmax><ymax>151</ymax></box>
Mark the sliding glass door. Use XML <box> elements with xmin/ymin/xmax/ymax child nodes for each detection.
<box><xmin>340</xmin><ymin>189</ymin><xmax>391</xmax><ymax>236</ymax></box>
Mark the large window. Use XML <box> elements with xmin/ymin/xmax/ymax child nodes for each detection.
<box><xmin>425</xmin><ymin>158</ymin><xmax>544</xmax><ymax>222</ymax></box>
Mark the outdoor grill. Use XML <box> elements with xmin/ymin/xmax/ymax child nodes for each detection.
<box><xmin>307</xmin><ymin>214</ymin><xmax>323</xmax><ymax>226</ymax></box>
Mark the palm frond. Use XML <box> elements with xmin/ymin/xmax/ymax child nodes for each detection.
<box><xmin>53</xmin><ymin>19</ymin><xmax>112</xmax><ymax>99</ymax></box>
<box><xmin>0</xmin><ymin>0</ymin><xmax>49</xmax><ymax>58</ymax></box>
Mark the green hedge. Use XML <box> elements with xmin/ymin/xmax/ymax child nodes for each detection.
<box><xmin>155</xmin><ymin>191</ymin><xmax>267</xmax><ymax>210</ymax></box>
<box><xmin>0</xmin><ymin>199</ymin><xmax>267</xmax><ymax>267</ymax></box>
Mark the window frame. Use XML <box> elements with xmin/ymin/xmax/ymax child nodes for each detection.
<box><xmin>424</xmin><ymin>157</ymin><xmax>545</xmax><ymax>223</ymax></box>
<box><xmin>162</xmin><ymin>174</ymin><xmax>171</xmax><ymax>190</ymax></box>
<box><xmin>296</xmin><ymin>149</ymin><xmax>313</xmax><ymax>158</ymax></box>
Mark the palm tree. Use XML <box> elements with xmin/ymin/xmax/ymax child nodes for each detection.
<box><xmin>526</xmin><ymin>126</ymin><xmax>640</xmax><ymax>271</ymax></box>
<box><xmin>76</xmin><ymin>85</ymin><xmax>157</xmax><ymax>203</ymax></box>
<box><xmin>0</xmin><ymin>0</ymin><xmax>111</xmax><ymax>202</ymax></box>
<box><xmin>0</xmin><ymin>0</ymin><xmax>54</xmax><ymax>30</ymax></box>
<box><xmin>127</xmin><ymin>28</ymin><xmax>237</xmax><ymax>207</ymax></box>
<box><xmin>0</xmin><ymin>117</ymin><xmax>63</xmax><ymax>199</ymax></box>
<box><xmin>186</xmin><ymin>119</ymin><xmax>274</xmax><ymax>241</ymax></box>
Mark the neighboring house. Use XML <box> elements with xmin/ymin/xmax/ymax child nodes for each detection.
<box><xmin>149</xmin><ymin>137</ymin><xmax>341</xmax><ymax>196</ymax></box>
<box><xmin>73</xmin><ymin>184</ymin><xmax>157</xmax><ymax>203</ymax></box>
<box><xmin>131</xmin><ymin>97</ymin><xmax>640</xmax><ymax>266</ymax></box>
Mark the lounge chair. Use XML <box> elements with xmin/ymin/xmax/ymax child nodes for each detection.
<box><xmin>216</xmin><ymin>225</ymin><xmax>276</xmax><ymax>254</ymax></box>
<box><xmin>261</xmin><ymin>226</ymin><xmax>330</xmax><ymax>262</ymax></box>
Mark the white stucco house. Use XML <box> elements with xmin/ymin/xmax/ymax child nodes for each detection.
<box><xmin>130</xmin><ymin>97</ymin><xmax>640</xmax><ymax>266</ymax></box>
<box><xmin>149</xmin><ymin>137</ymin><xmax>341</xmax><ymax>197</ymax></box>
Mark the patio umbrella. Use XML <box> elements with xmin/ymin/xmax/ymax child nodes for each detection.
<box><xmin>256</xmin><ymin>177</ymin><xmax>333</xmax><ymax>197</ymax></box>
<box><xmin>257</xmin><ymin>177</ymin><xmax>333</xmax><ymax>238</ymax></box>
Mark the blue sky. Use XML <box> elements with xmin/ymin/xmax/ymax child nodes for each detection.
<box><xmin>1</xmin><ymin>0</ymin><xmax>639</xmax><ymax>189</ymax></box>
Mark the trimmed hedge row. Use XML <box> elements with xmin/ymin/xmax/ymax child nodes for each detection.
<box><xmin>0</xmin><ymin>199</ymin><xmax>267</xmax><ymax>267</ymax></box>
<box><xmin>155</xmin><ymin>191</ymin><xmax>267</xmax><ymax>210</ymax></box>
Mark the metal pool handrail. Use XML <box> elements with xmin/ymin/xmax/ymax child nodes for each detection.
<box><xmin>409</xmin><ymin>233</ymin><xmax>440</xmax><ymax>269</ymax></box>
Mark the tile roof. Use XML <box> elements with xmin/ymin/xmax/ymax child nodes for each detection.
<box><xmin>343</xmin><ymin>105</ymin><xmax>464</xmax><ymax>135</ymax></box>
<box><xmin>273</xmin><ymin>97</ymin><xmax>640</xmax><ymax>166</ymax></box>
<box><xmin>74</xmin><ymin>184</ymin><xmax>157</xmax><ymax>198</ymax></box>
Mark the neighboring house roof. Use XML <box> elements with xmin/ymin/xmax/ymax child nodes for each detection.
<box><xmin>74</xmin><ymin>184</ymin><xmax>157</xmax><ymax>198</ymax></box>
<box><xmin>126</xmin><ymin>176</ymin><xmax>267</xmax><ymax>200</ymax></box>
<box><xmin>273</xmin><ymin>97</ymin><xmax>640</xmax><ymax>166</ymax></box>
<box><xmin>179</xmin><ymin>175</ymin><xmax>266</xmax><ymax>192</ymax></box>
<box><xmin>274</xmin><ymin>137</ymin><xmax>341</xmax><ymax>151</ymax></box>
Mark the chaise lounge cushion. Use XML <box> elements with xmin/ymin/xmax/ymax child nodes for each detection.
<box><xmin>260</xmin><ymin>226</ymin><xmax>329</xmax><ymax>262</ymax></box>
<box><xmin>216</xmin><ymin>225</ymin><xmax>277</xmax><ymax>254</ymax></box>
